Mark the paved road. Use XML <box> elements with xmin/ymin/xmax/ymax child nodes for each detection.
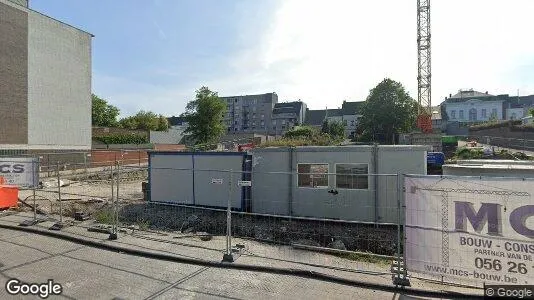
<box><xmin>0</xmin><ymin>227</ymin><xmax>409</xmax><ymax>300</ymax></box>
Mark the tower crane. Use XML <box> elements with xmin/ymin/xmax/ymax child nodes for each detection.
<box><xmin>417</xmin><ymin>0</ymin><xmax>432</xmax><ymax>133</ymax></box>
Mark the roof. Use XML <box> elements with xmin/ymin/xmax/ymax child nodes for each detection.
<box><xmin>431</xmin><ymin>106</ymin><xmax>442</xmax><ymax>120</ymax></box>
<box><xmin>450</xmin><ymin>89</ymin><xmax>493</xmax><ymax>99</ymax></box>
<box><xmin>1</xmin><ymin>0</ymin><xmax>95</xmax><ymax>37</ymax></box>
<box><xmin>341</xmin><ymin>101</ymin><xmax>365</xmax><ymax>115</ymax></box>
<box><xmin>304</xmin><ymin>109</ymin><xmax>343</xmax><ymax>126</ymax></box>
<box><xmin>272</xmin><ymin>101</ymin><xmax>303</xmax><ymax>115</ymax></box>
<box><xmin>507</xmin><ymin>95</ymin><xmax>534</xmax><ymax>108</ymax></box>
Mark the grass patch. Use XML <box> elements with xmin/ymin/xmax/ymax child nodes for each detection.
<box><xmin>94</xmin><ymin>209</ymin><xmax>114</xmax><ymax>224</ymax></box>
<box><xmin>335</xmin><ymin>251</ymin><xmax>392</xmax><ymax>265</ymax></box>
<box><xmin>136</xmin><ymin>219</ymin><xmax>150</xmax><ymax>230</ymax></box>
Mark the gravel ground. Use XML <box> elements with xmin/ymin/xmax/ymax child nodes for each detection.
<box><xmin>15</xmin><ymin>174</ymin><xmax>398</xmax><ymax>256</ymax></box>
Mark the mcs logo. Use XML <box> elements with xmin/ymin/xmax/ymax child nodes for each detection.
<box><xmin>455</xmin><ymin>202</ymin><xmax>534</xmax><ymax>239</ymax></box>
<box><xmin>0</xmin><ymin>164</ymin><xmax>25</xmax><ymax>174</ymax></box>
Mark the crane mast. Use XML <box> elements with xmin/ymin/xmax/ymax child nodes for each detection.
<box><xmin>417</xmin><ymin>0</ymin><xmax>432</xmax><ymax>133</ymax></box>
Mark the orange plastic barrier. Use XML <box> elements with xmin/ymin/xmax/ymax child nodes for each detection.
<box><xmin>0</xmin><ymin>185</ymin><xmax>19</xmax><ymax>209</ymax></box>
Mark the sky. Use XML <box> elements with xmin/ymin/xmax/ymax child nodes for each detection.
<box><xmin>31</xmin><ymin>0</ymin><xmax>534</xmax><ymax>118</ymax></box>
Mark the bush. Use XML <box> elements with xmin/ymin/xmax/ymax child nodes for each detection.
<box><xmin>94</xmin><ymin>134</ymin><xmax>149</xmax><ymax>145</ymax></box>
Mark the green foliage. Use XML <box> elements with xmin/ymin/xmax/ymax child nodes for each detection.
<box><xmin>183</xmin><ymin>86</ymin><xmax>227</xmax><ymax>145</ymax></box>
<box><xmin>529</xmin><ymin>108</ymin><xmax>534</xmax><ymax>117</ymax></box>
<box><xmin>321</xmin><ymin>119</ymin><xmax>329</xmax><ymax>134</ymax></box>
<box><xmin>94</xmin><ymin>134</ymin><xmax>149</xmax><ymax>145</ymax></box>
<box><xmin>157</xmin><ymin>115</ymin><xmax>169</xmax><ymax>131</ymax></box>
<box><xmin>455</xmin><ymin>147</ymin><xmax>484</xmax><ymax>159</ymax></box>
<box><xmin>92</xmin><ymin>94</ymin><xmax>120</xmax><ymax>127</ymax></box>
<box><xmin>119</xmin><ymin>111</ymin><xmax>168</xmax><ymax>131</ymax></box>
<box><xmin>261</xmin><ymin>126</ymin><xmax>342</xmax><ymax>147</ymax></box>
<box><xmin>470</xmin><ymin>120</ymin><xmax>521</xmax><ymax>131</ymax></box>
<box><xmin>94</xmin><ymin>209</ymin><xmax>114</xmax><ymax>224</ymax></box>
<box><xmin>358</xmin><ymin>78</ymin><xmax>418</xmax><ymax>144</ymax></box>
<box><xmin>327</xmin><ymin>121</ymin><xmax>345</xmax><ymax>138</ymax></box>
<box><xmin>284</xmin><ymin>126</ymin><xmax>315</xmax><ymax>139</ymax></box>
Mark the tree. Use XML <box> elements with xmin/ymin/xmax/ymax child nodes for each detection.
<box><xmin>358</xmin><ymin>78</ymin><xmax>418</xmax><ymax>144</ymax></box>
<box><xmin>321</xmin><ymin>119</ymin><xmax>329</xmax><ymax>134</ymax></box>
<box><xmin>182</xmin><ymin>86</ymin><xmax>227</xmax><ymax>145</ymax></box>
<box><xmin>327</xmin><ymin>121</ymin><xmax>345</xmax><ymax>139</ymax></box>
<box><xmin>119</xmin><ymin>110</ymin><xmax>168</xmax><ymax>131</ymax></box>
<box><xmin>157</xmin><ymin>115</ymin><xmax>169</xmax><ymax>131</ymax></box>
<box><xmin>92</xmin><ymin>94</ymin><xmax>120</xmax><ymax>127</ymax></box>
<box><xmin>529</xmin><ymin>108</ymin><xmax>534</xmax><ymax>117</ymax></box>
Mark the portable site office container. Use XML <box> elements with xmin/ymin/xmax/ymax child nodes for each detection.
<box><xmin>148</xmin><ymin>151</ymin><xmax>252</xmax><ymax>210</ymax></box>
<box><xmin>250</xmin><ymin>145</ymin><xmax>430</xmax><ymax>223</ymax></box>
<box><xmin>148</xmin><ymin>145</ymin><xmax>430</xmax><ymax>223</ymax></box>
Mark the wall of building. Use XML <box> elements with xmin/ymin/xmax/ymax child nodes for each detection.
<box><xmin>222</xmin><ymin>93</ymin><xmax>278</xmax><ymax>135</ymax></box>
<box><xmin>0</xmin><ymin>1</ymin><xmax>28</xmax><ymax>144</ymax></box>
<box><xmin>506</xmin><ymin>108</ymin><xmax>526</xmax><ymax>120</ymax></box>
<box><xmin>446</xmin><ymin>100</ymin><xmax>504</xmax><ymax>122</ymax></box>
<box><xmin>27</xmin><ymin>10</ymin><xmax>92</xmax><ymax>149</ymax></box>
<box><xmin>0</xmin><ymin>0</ymin><xmax>92</xmax><ymax>150</ymax></box>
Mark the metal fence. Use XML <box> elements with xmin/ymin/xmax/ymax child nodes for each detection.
<box><xmin>7</xmin><ymin>155</ymin><xmax>519</xmax><ymax>295</ymax></box>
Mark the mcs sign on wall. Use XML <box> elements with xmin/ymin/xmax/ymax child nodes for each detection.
<box><xmin>404</xmin><ymin>176</ymin><xmax>534</xmax><ymax>285</ymax></box>
<box><xmin>0</xmin><ymin>157</ymin><xmax>39</xmax><ymax>187</ymax></box>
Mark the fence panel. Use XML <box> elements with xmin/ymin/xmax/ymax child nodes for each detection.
<box><xmin>404</xmin><ymin>174</ymin><xmax>534</xmax><ymax>287</ymax></box>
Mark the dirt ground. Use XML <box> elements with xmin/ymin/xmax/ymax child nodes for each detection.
<box><xmin>17</xmin><ymin>178</ymin><xmax>145</xmax><ymax>218</ymax></box>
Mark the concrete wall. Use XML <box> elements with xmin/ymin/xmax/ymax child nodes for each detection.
<box><xmin>469</xmin><ymin>126</ymin><xmax>534</xmax><ymax>141</ymax></box>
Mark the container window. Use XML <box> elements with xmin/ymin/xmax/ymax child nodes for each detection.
<box><xmin>298</xmin><ymin>164</ymin><xmax>328</xmax><ymax>188</ymax></box>
<box><xmin>335</xmin><ymin>164</ymin><xmax>368</xmax><ymax>189</ymax></box>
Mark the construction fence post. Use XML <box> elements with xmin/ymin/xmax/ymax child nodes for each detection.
<box><xmin>223</xmin><ymin>169</ymin><xmax>234</xmax><ymax>262</ymax></box>
<box><xmin>32</xmin><ymin>157</ymin><xmax>37</xmax><ymax>223</ymax></box>
<box><xmin>109</xmin><ymin>160</ymin><xmax>119</xmax><ymax>240</ymax></box>
<box><xmin>393</xmin><ymin>173</ymin><xmax>410</xmax><ymax>287</ymax></box>
<box><xmin>57</xmin><ymin>161</ymin><xmax>62</xmax><ymax>224</ymax></box>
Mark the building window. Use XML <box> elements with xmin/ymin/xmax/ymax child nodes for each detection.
<box><xmin>273</xmin><ymin>120</ymin><xmax>277</xmax><ymax>125</ymax></box>
<box><xmin>261</xmin><ymin>114</ymin><xmax>265</xmax><ymax>119</ymax></box>
<box><xmin>298</xmin><ymin>164</ymin><xmax>328</xmax><ymax>188</ymax></box>
<box><xmin>481</xmin><ymin>109</ymin><xmax>487</xmax><ymax>118</ymax></box>
<box><xmin>335</xmin><ymin>164</ymin><xmax>368</xmax><ymax>189</ymax></box>
<box><xmin>260</xmin><ymin>121</ymin><xmax>265</xmax><ymax>126</ymax></box>
<box><xmin>459</xmin><ymin>110</ymin><xmax>464</xmax><ymax>119</ymax></box>
<box><xmin>469</xmin><ymin>108</ymin><xmax>477</xmax><ymax>121</ymax></box>
<box><xmin>350</xmin><ymin>120</ymin><xmax>355</xmax><ymax>126</ymax></box>
<box><xmin>451</xmin><ymin>110</ymin><xmax>456</xmax><ymax>119</ymax></box>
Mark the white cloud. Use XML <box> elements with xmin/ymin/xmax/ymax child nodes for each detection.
<box><xmin>209</xmin><ymin>0</ymin><xmax>534</xmax><ymax>109</ymax></box>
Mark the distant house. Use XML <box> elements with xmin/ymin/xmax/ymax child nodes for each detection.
<box><xmin>271</xmin><ymin>101</ymin><xmax>307</xmax><ymax>135</ymax></box>
<box><xmin>442</xmin><ymin>89</ymin><xmax>534</xmax><ymax>124</ymax></box>
<box><xmin>304</xmin><ymin>101</ymin><xmax>365</xmax><ymax>138</ymax></box>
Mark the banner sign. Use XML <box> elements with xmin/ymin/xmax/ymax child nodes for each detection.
<box><xmin>405</xmin><ymin>176</ymin><xmax>534</xmax><ymax>285</ymax></box>
<box><xmin>0</xmin><ymin>157</ymin><xmax>39</xmax><ymax>187</ymax></box>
